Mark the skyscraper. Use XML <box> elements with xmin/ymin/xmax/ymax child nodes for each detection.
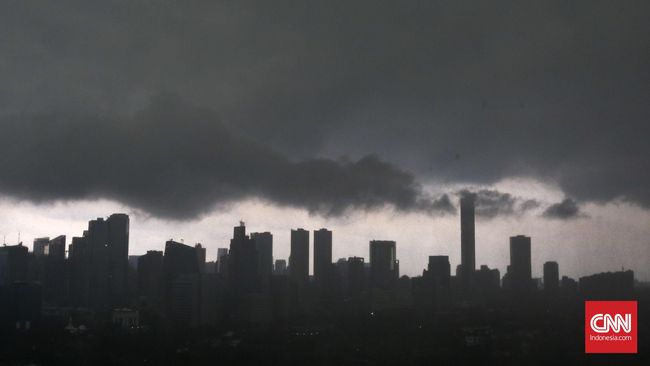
<box><xmin>33</xmin><ymin>237</ymin><xmax>50</xmax><ymax>257</ymax></box>
<box><xmin>251</xmin><ymin>232</ymin><xmax>273</xmax><ymax>287</ymax></box>
<box><xmin>228</xmin><ymin>222</ymin><xmax>259</xmax><ymax>293</ymax></box>
<box><xmin>138</xmin><ymin>250</ymin><xmax>164</xmax><ymax>305</ymax></box>
<box><xmin>194</xmin><ymin>243</ymin><xmax>206</xmax><ymax>273</ymax></box>
<box><xmin>289</xmin><ymin>228</ymin><xmax>309</xmax><ymax>285</ymax></box>
<box><xmin>313</xmin><ymin>228</ymin><xmax>332</xmax><ymax>284</ymax></box>
<box><xmin>163</xmin><ymin>240</ymin><xmax>200</xmax><ymax>304</ymax></box>
<box><xmin>216</xmin><ymin>248</ymin><xmax>228</xmax><ymax>274</ymax></box>
<box><xmin>48</xmin><ymin>235</ymin><xmax>66</xmax><ymax>260</ymax></box>
<box><xmin>107</xmin><ymin>213</ymin><xmax>130</xmax><ymax>306</ymax></box>
<box><xmin>86</xmin><ymin>217</ymin><xmax>110</xmax><ymax>310</ymax></box>
<box><xmin>68</xmin><ymin>236</ymin><xmax>90</xmax><ymax>306</ymax></box>
<box><xmin>543</xmin><ymin>261</ymin><xmax>559</xmax><ymax>292</ymax></box>
<box><xmin>412</xmin><ymin>256</ymin><xmax>451</xmax><ymax>310</ymax></box>
<box><xmin>347</xmin><ymin>256</ymin><xmax>366</xmax><ymax>299</ymax></box>
<box><xmin>509</xmin><ymin>235</ymin><xmax>532</xmax><ymax>292</ymax></box>
<box><xmin>427</xmin><ymin>256</ymin><xmax>451</xmax><ymax>283</ymax></box>
<box><xmin>0</xmin><ymin>243</ymin><xmax>28</xmax><ymax>286</ymax></box>
<box><xmin>369</xmin><ymin>240</ymin><xmax>398</xmax><ymax>289</ymax></box>
<box><xmin>460</xmin><ymin>194</ymin><xmax>475</xmax><ymax>288</ymax></box>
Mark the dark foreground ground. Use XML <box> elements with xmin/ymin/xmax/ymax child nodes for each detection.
<box><xmin>1</xmin><ymin>300</ymin><xmax>648</xmax><ymax>366</ymax></box>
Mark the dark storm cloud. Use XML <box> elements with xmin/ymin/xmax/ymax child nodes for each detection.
<box><xmin>543</xmin><ymin>198</ymin><xmax>584</xmax><ymax>220</ymax></box>
<box><xmin>0</xmin><ymin>96</ymin><xmax>451</xmax><ymax>219</ymax></box>
<box><xmin>422</xmin><ymin>194</ymin><xmax>456</xmax><ymax>216</ymax></box>
<box><xmin>1</xmin><ymin>1</ymin><xmax>649</xmax><ymax>212</ymax></box>
<box><xmin>458</xmin><ymin>190</ymin><xmax>539</xmax><ymax>219</ymax></box>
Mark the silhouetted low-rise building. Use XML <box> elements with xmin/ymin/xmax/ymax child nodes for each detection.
<box><xmin>369</xmin><ymin>240</ymin><xmax>398</xmax><ymax>290</ymax></box>
<box><xmin>506</xmin><ymin>235</ymin><xmax>532</xmax><ymax>293</ymax></box>
<box><xmin>473</xmin><ymin>265</ymin><xmax>500</xmax><ymax>304</ymax></box>
<box><xmin>579</xmin><ymin>270</ymin><xmax>634</xmax><ymax>299</ymax></box>
<box><xmin>561</xmin><ymin>275</ymin><xmax>579</xmax><ymax>296</ymax></box>
<box><xmin>543</xmin><ymin>261</ymin><xmax>559</xmax><ymax>292</ymax></box>
<box><xmin>274</xmin><ymin>259</ymin><xmax>287</xmax><ymax>275</ymax></box>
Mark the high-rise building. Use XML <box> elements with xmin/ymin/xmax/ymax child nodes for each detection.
<box><xmin>289</xmin><ymin>229</ymin><xmax>309</xmax><ymax>285</ymax></box>
<box><xmin>228</xmin><ymin>222</ymin><xmax>259</xmax><ymax>293</ymax></box>
<box><xmin>420</xmin><ymin>256</ymin><xmax>451</xmax><ymax>309</ymax></box>
<box><xmin>86</xmin><ymin>217</ymin><xmax>110</xmax><ymax>310</ymax></box>
<box><xmin>460</xmin><ymin>194</ymin><xmax>475</xmax><ymax>288</ymax></box>
<box><xmin>194</xmin><ymin>243</ymin><xmax>206</xmax><ymax>273</ymax></box>
<box><xmin>48</xmin><ymin>235</ymin><xmax>66</xmax><ymax>260</ymax></box>
<box><xmin>107</xmin><ymin>213</ymin><xmax>130</xmax><ymax>306</ymax></box>
<box><xmin>68</xmin><ymin>236</ymin><xmax>90</xmax><ymax>306</ymax></box>
<box><xmin>427</xmin><ymin>256</ymin><xmax>451</xmax><ymax>284</ymax></box>
<box><xmin>0</xmin><ymin>243</ymin><xmax>28</xmax><ymax>285</ymax></box>
<box><xmin>313</xmin><ymin>228</ymin><xmax>332</xmax><ymax>284</ymax></box>
<box><xmin>543</xmin><ymin>261</ymin><xmax>559</xmax><ymax>292</ymax></box>
<box><xmin>369</xmin><ymin>240</ymin><xmax>398</xmax><ymax>289</ymax></box>
<box><xmin>508</xmin><ymin>235</ymin><xmax>532</xmax><ymax>292</ymax></box>
<box><xmin>33</xmin><ymin>237</ymin><xmax>50</xmax><ymax>257</ymax></box>
<box><xmin>347</xmin><ymin>257</ymin><xmax>366</xmax><ymax>299</ymax></box>
<box><xmin>216</xmin><ymin>248</ymin><xmax>228</xmax><ymax>274</ymax></box>
<box><xmin>163</xmin><ymin>240</ymin><xmax>200</xmax><ymax>304</ymax></box>
<box><xmin>251</xmin><ymin>232</ymin><xmax>273</xmax><ymax>287</ymax></box>
<box><xmin>31</xmin><ymin>235</ymin><xmax>66</xmax><ymax>306</ymax></box>
<box><xmin>128</xmin><ymin>255</ymin><xmax>140</xmax><ymax>270</ymax></box>
<box><xmin>138</xmin><ymin>250</ymin><xmax>164</xmax><ymax>305</ymax></box>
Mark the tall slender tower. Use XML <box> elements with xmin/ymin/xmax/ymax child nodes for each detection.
<box><xmin>289</xmin><ymin>229</ymin><xmax>310</xmax><ymax>285</ymax></box>
<box><xmin>251</xmin><ymin>232</ymin><xmax>273</xmax><ymax>288</ymax></box>
<box><xmin>460</xmin><ymin>194</ymin><xmax>475</xmax><ymax>288</ymax></box>
<box><xmin>313</xmin><ymin>228</ymin><xmax>332</xmax><ymax>284</ymax></box>
<box><xmin>509</xmin><ymin>235</ymin><xmax>532</xmax><ymax>292</ymax></box>
<box><xmin>107</xmin><ymin>213</ymin><xmax>130</xmax><ymax>306</ymax></box>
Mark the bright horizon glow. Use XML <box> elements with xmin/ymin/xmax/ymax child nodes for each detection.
<box><xmin>1</xmin><ymin>178</ymin><xmax>648</xmax><ymax>282</ymax></box>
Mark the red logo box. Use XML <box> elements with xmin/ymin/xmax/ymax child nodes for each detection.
<box><xmin>585</xmin><ymin>301</ymin><xmax>637</xmax><ymax>354</ymax></box>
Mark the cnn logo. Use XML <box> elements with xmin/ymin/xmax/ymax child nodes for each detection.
<box><xmin>585</xmin><ymin>301</ymin><xmax>637</xmax><ymax>354</ymax></box>
<box><xmin>590</xmin><ymin>313</ymin><xmax>632</xmax><ymax>333</ymax></box>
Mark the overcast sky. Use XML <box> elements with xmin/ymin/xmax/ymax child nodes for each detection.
<box><xmin>0</xmin><ymin>1</ymin><xmax>648</xmax><ymax>280</ymax></box>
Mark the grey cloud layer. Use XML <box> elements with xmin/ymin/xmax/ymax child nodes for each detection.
<box><xmin>0</xmin><ymin>96</ymin><xmax>453</xmax><ymax>219</ymax></box>
<box><xmin>459</xmin><ymin>190</ymin><xmax>540</xmax><ymax>219</ymax></box>
<box><xmin>1</xmin><ymin>1</ymin><xmax>648</xmax><ymax>212</ymax></box>
<box><xmin>543</xmin><ymin>198</ymin><xmax>584</xmax><ymax>220</ymax></box>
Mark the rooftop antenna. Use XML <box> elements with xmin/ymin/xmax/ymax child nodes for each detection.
<box><xmin>240</xmin><ymin>219</ymin><xmax>245</xmax><ymax>227</ymax></box>
<box><xmin>18</xmin><ymin>231</ymin><xmax>20</xmax><ymax>244</ymax></box>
